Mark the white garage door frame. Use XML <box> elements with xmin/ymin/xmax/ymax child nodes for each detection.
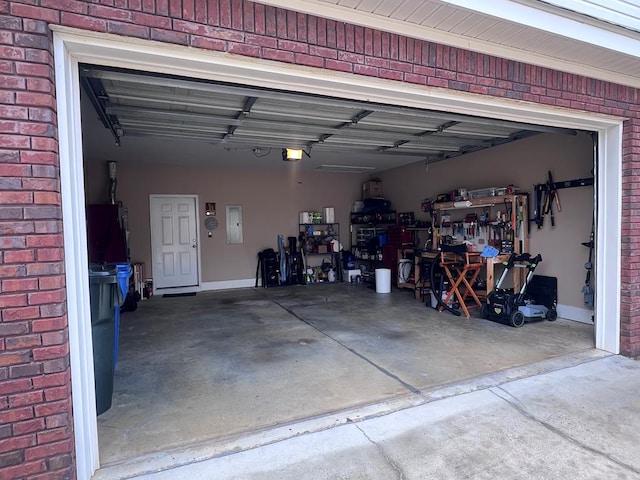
<box><xmin>52</xmin><ymin>27</ymin><xmax>622</xmax><ymax>479</ymax></box>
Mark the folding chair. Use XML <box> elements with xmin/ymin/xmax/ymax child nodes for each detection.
<box><xmin>438</xmin><ymin>244</ymin><xmax>483</xmax><ymax>318</ymax></box>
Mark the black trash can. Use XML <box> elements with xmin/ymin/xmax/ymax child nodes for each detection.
<box><xmin>89</xmin><ymin>265</ymin><xmax>120</xmax><ymax>415</ymax></box>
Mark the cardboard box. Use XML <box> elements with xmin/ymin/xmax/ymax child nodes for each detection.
<box><xmin>362</xmin><ymin>181</ymin><xmax>383</xmax><ymax>199</ymax></box>
<box><xmin>323</xmin><ymin>207</ymin><xmax>335</xmax><ymax>223</ymax></box>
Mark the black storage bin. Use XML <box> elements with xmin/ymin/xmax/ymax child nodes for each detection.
<box><xmin>528</xmin><ymin>275</ymin><xmax>558</xmax><ymax>310</ymax></box>
<box><xmin>89</xmin><ymin>266</ymin><xmax>119</xmax><ymax>415</ymax></box>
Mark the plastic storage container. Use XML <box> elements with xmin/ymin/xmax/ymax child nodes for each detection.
<box><xmin>89</xmin><ymin>265</ymin><xmax>120</xmax><ymax>415</ymax></box>
<box><xmin>375</xmin><ymin>268</ymin><xmax>391</xmax><ymax>293</ymax></box>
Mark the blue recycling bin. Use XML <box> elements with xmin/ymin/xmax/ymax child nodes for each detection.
<box><xmin>113</xmin><ymin>263</ymin><xmax>131</xmax><ymax>365</ymax></box>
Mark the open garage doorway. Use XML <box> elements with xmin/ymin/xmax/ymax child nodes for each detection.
<box><xmin>81</xmin><ymin>71</ymin><xmax>601</xmax><ymax>470</ymax></box>
<box><xmin>53</xmin><ymin>29</ymin><xmax>621</xmax><ymax>478</ymax></box>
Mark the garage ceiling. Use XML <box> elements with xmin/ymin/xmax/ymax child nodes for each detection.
<box><xmin>80</xmin><ymin>66</ymin><xmax>576</xmax><ymax>173</ymax></box>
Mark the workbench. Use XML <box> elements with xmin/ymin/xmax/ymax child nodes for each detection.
<box><xmin>432</xmin><ymin>193</ymin><xmax>528</xmax><ymax>292</ymax></box>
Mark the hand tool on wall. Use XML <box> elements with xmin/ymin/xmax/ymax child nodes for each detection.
<box><xmin>542</xmin><ymin>170</ymin><xmax>561</xmax><ymax>227</ymax></box>
<box><xmin>548</xmin><ymin>170</ymin><xmax>561</xmax><ymax>212</ymax></box>
<box><xmin>534</xmin><ymin>174</ymin><xmax>591</xmax><ymax>229</ymax></box>
<box><xmin>534</xmin><ymin>184</ymin><xmax>544</xmax><ymax>228</ymax></box>
<box><xmin>544</xmin><ymin>176</ymin><xmax>554</xmax><ymax>227</ymax></box>
<box><xmin>503</xmin><ymin>198</ymin><xmax>513</xmax><ymax>233</ymax></box>
<box><xmin>479</xmin><ymin>210</ymin><xmax>488</xmax><ymax>232</ymax></box>
<box><xmin>581</xmin><ymin>221</ymin><xmax>595</xmax><ymax>308</ymax></box>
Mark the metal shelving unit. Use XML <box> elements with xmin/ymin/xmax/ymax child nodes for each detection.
<box><xmin>349</xmin><ymin>211</ymin><xmax>396</xmax><ymax>282</ymax></box>
<box><xmin>299</xmin><ymin>223</ymin><xmax>341</xmax><ymax>284</ymax></box>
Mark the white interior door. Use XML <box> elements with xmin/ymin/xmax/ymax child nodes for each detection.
<box><xmin>150</xmin><ymin>196</ymin><xmax>199</xmax><ymax>289</ymax></box>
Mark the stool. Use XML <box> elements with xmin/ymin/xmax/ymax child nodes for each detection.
<box><xmin>439</xmin><ymin>247</ymin><xmax>483</xmax><ymax>318</ymax></box>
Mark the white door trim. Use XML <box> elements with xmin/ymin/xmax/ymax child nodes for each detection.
<box><xmin>52</xmin><ymin>34</ymin><xmax>99</xmax><ymax>480</ymax></box>
<box><xmin>149</xmin><ymin>194</ymin><xmax>202</xmax><ymax>294</ymax></box>
<box><xmin>53</xmin><ymin>27</ymin><xmax>623</xmax><ymax>479</ymax></box>
<box><xmin>596</xmin><ymin>124</ymin><xmax>622</xmax><ymax>353</ymax></box>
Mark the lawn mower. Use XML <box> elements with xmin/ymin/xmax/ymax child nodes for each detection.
<box><xmin>480</xmin><ymin>252</ymin><xmax>557</xmax><ymax>327</ymax></box>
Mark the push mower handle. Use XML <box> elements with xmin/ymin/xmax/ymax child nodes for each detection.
<box><xmin>508</xmin><ymin>252</ymin><xmax>542</xmax><ymax>267</ymax></box>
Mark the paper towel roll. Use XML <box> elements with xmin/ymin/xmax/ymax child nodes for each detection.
<box><xmin>453</xmin><ymin>201</ymin><xmax>473</xmax><ymax>208</ymax></box>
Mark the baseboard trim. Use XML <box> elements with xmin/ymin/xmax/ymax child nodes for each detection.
<box><xmin>557</xmin><ymin>304</ymin><xmax>594</xmax><ymax>324</ymax></box>
<box><xmin>200</xmin><ymin>279</ymin><xmax>257</xmax><ymax>291</ymax></box>
<box><xmin>153</xmin><ymin>285</ymin><xmax>200</xmax><ymax>296</ymax></box>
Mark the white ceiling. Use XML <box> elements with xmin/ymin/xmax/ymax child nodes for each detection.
<box><xmin>80</xmin><ymin>66</ymin><xmax>577</xmax><ymax>173</ymax></box>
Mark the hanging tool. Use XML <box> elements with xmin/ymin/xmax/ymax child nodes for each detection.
<box><xmin>542</xmin><ymin>170</ymin><xmax>560</xmax><ymax>227</ymax></box>
<box><xmin>549</xmin><ymin>170</ymin><xmax>561</xmax><ymax>212</ymax></box>
<box><xmin>545</xmin><ymin>173</ymin><xmax>554</xmax><ymax>227</ymax></box>
<box><xmin>581</xmin><ymin>222</ymin><xmax>594</xmax><ymax>308</ymax></box>
<box><xmin>534</xmin><ymin>174</ymin><xmax>591</xmax><ymax>229</ymax></box>
<box><xmin>534</xmin><ymin>184</ymin><xmax>545</xmax><ymax>228</ymax></box>
<box><xmin>479</xmin><ymin>210</ymin><xmax>488</xmax><ymax>231</ymax></box>
<box><xmin>504</xmin><ymin>198</ymin><xmax>513</xmax><ymax>230</ymax></box>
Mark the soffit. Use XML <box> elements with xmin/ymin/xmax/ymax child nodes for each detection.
<box><xmin>539</xmin><ymin>0</ymin><xmax>640</xmax><ymax>33</ymax></box>
<box><xmin>256</xmin><ymin>0</ymin><xmax>640</xmax><ymax>88</ymax></box>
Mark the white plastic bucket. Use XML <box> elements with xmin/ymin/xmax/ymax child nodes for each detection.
<box><xmin>398</xmin><ymin>259</ymin><xmax>412</xmax><ymax>284</ymax></box>
<box><xmin>375</xmin><ymin>268</ymin><xmax>391</xmax><ymax>293</ymax></box>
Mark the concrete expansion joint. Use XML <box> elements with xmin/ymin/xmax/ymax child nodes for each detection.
<box><xmin>267</xmin><ymin>294</ymin><xmax>424</xmax><ymax>395</ymax></box>
<box><xmin>355</xmin><ymin>424</ymin><xmax>406</xmax><ymax>480</ymax></box>
<box><xmin>490</xmin><ymin>386</ymin><xmax>640</xmax><ymax>476</ymax></box>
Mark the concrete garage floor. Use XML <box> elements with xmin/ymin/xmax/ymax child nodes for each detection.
<box><xmin>97</xmin><ymin>283</ymin><xmax>594</xmax><ymax>475</ymax></box>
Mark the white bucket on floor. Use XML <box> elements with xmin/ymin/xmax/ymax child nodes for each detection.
<box><xmin>375</xmin><ymin>268</ymin><xmax>391</xmax><ymax>293</ymax></box>
<box><xmin>398</xmin><ymin>259</ymin><xmax>412</xmax><ymax>284</ymax></box>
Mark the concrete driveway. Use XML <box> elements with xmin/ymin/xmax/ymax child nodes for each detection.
<box><xmin>99</xmin><ymin>352</ymin><xmax>640</xmax><ymax>479</ymax></box>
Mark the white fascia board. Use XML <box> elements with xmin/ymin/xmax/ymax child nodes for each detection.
<box><xmin>539</xmin><ymin>0</ymin><xmax>640</xmax><ymax>33</ymax></box>
<box><xmin>443</xmin><ymin>0</ymin><xmax>640</xmax><ymax>57</ymax></box>
<box><xmin>254</xmin><ymin>0</ymin><xmax>640</xmax><ymax>88</ymax></box>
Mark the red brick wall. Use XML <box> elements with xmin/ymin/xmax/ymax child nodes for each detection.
<box><xmin>621</xmin><ymin>116</ymin><xmax>640</xmax><ymax>358</ymax></box>
<box><xmin>0</xmin><ymin>0</ymin><xmax>638</xmax><ymax>478</ymax></box>
<box><xmin>1</xmin><ymin>5</ymin><xmax>76</xmax><ymax>480</ymax></box>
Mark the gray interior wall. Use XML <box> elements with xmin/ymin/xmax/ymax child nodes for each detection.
<box><xmin>84</xmin><ymin>160</ymin><xmax>362</xmax><ymax>283</ymax></box>
<box><xmin>378</xmin><ymin>132</ymin><xmax>594</xmax><ymax>310</ymax></box>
